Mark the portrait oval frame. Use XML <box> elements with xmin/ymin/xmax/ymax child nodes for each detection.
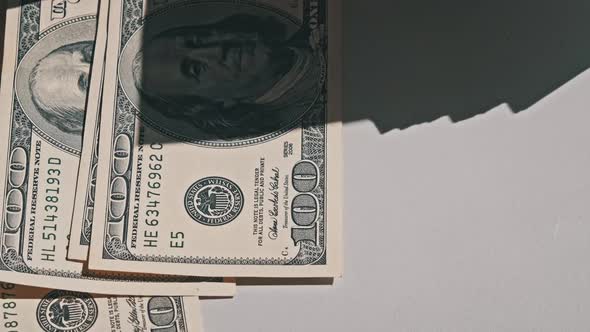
<box><xmin>15</xmin><ymin>16</ymin><xmax>97</xmax><ymax>155</ymax></box>
<box><xmin>118</xmin><ymin>1</ymin><xmax>325</xmax><ymax>148</ymax></box>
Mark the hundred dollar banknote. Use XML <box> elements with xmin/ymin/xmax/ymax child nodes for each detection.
<box><xmin>88</xmin><ymin>0</ymin><xmax>342</xmax><ymax>277</ymax></box>
<box><xmin>0</xmin><ymin>283</ymin><xmax>202</xmax><ymax>332</ymax></box>
<box><xmin>67</xmin><ymin>0</ymin><xmax>107</xmax><ymax>262</ymax></box>
<box><xmin>0</xmin><ymin>0</ymin><xmax>234</xmax><ymax>296</ymax></box>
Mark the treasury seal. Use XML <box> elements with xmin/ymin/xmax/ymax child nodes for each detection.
<box><xmin>36</xmin><ymin>290</ymin><xmax>98</xmax><ymax>332</ymax></box>
<box><xmin>185</xmin><ymin>177</ymin><xmax>244</xmax><ymax>226</ymax></box>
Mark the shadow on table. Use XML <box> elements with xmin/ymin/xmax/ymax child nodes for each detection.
<box><xmin>199</xmin><ymin>278</ymin><xmax>334</xmax><ymax>299</ymax></box>
<box><xmin>344</xmin><ymin>0</ymin><xmax>590</xmax><ymax>132</ymax></box>
<box><xmin>236</xmin><ymin>277</ymin><xmax>333</xmax><ymax>286</ymax></box>
<box><xmin>3</xmin><ymin>0</ymin><xmax>590</xmax><ymax>134</ymax></box>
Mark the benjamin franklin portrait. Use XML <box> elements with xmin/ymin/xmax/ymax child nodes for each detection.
<box><xmin>132</xmin><ymin>13</ymin><xmax>322</xmax><ymax>141</ymax></box>
<box><xmin>29</xmin><ymin>41</ymin><xmax>94</xmax><ymax>136</ymax></box>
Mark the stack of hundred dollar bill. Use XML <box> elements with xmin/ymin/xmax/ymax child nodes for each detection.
<box><xmin>0</xmin><ymin>0</ymin><xmax>341</xmax><ymax>330</ymax></box>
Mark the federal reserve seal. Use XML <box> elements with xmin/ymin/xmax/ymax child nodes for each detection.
<box><xmin>36</xmin><ymin>290</ymin><xmax>98</xmax><ymax>332</ymax></box>
<box><xmin>185</xmin><ymin>177</ymin><xmax>244</xmax><ymax>226</ymax></box>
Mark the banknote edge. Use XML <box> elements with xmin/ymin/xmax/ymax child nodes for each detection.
<box><xmin>93</xmin><ymin>0</ymin><xmax>336</xmax><ymax>272</ymax></box>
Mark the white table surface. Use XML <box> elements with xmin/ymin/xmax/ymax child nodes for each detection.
<box><xmin>202</xmin><ymin>1</ymin><xmax>590</xmax><ymax>330</ymax></box>
<box><xmin>203</xmin><ymin>71</ymin><xmax>590</xmax><ymax>331</ymax></box>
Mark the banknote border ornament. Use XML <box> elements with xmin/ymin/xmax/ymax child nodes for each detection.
<box><xmin>1</xmin><ymin>3</ymin><xmax>39</xmax><ymax>275</ymax></box>
<box><xmin>102</xmin><ymin>0</ymin><xmax>330</xmax><ymax>267</ymax></box>
<box><xmin>36</xmin><ymin>290</ymin><xmax>98</xmax><ymax>332</ymax></box>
